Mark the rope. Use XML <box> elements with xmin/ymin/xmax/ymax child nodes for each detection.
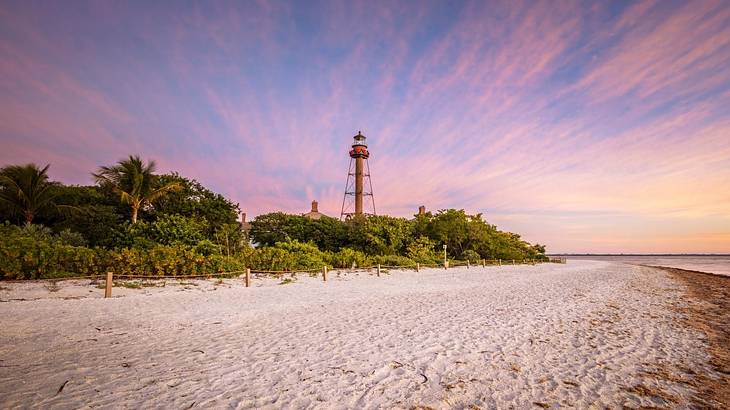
<box><xmin>327</xmin><ymin>267</ymin><xmax>373</xmax><ymax>273</ymax></box>
<box><xmin>250</xmin><ymin>267</ymin><xmax>323</xmax><ymax>275</ymax></box>
<box><xmin>378</xmin><ymin>265</ymin><xmax>418</xmax><ymax>269</ymax></box>
<box><xmin>1</xmin><ymin>259</ymin><xmax>552</xmax><ymax>283</ymax></box>
<box><xmin>111</xmin><ymin>271</ymin><xmax>246</xmax><ymax>280</ymax></box>
<box><xmin>2</xmin><ymin>270</ymin><xmax>248</xmax><ymax>282</ymax></box>
<box><xmin>0</xmin><ymin>275</ymin><xmax>103</xmax><ymax>283</ymax></box>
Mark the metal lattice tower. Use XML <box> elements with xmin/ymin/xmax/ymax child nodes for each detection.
<box><xmin>340</xmin><ymin>131</ymin><xmax>376</xmax><ymax>219</ymax></box>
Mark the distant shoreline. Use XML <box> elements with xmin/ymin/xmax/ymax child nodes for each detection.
<box><xmin>554</xmin><ymin>254</ymin><xmax>730</xmax><ymax>277</ymax></box>
<box><xmin>647</xmin><ymin>265</ymin><xmax>730</xmax><ymax>280</ymax></box>
<box><xmin>551</xmin><ymin>254</ymin><xmax>730</xmax><ymax>257</ymax></box>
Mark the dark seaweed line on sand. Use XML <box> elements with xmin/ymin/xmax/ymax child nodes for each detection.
<box><xmin>653</xmin><ymin>265</ymin><xmax>730</xmax><ymax>409</ymax></box>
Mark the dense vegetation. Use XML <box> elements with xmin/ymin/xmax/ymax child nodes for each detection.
<box><xmin>0</xmin><ymin>157</ymin><xmax>546</xmax><ymax>280</ymax></box>
<box><xmin>249</xmin><ymin>212</ymin><xmax>545</xmax><ymax>263</ymax></box>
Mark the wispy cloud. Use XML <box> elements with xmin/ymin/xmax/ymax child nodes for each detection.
<box><xmin>1</xmin><ymin>1</ymin><xmax>728</xmax><ymax>253</ymax></box>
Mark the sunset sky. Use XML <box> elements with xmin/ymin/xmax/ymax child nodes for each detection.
<box><xmin>1</xmin><ymin>1</ymin><xmax>729</xmax><ymax>253</ymax></box>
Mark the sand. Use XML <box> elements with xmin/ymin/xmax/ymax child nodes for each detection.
<box><xmin>0</xmin><ymin>260</ymin><xmax>723</xmax><ymax>409</ymax></box>
<box><xmin>657</xmin><ymin>267</ymin><xmax>730</xmax><ymax>408</ymax></box>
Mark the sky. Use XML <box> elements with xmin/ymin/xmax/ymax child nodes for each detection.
<box><xmin>1</xmin><ymin>0</ymin><xmax>729</xmax><ymax>254</ymax></box>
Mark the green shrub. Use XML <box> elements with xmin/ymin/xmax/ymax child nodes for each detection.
<box><xmin>461</xmin><ymin>250</ymin><xmax>481</xmax><ymax>263</ymax></box>
<box><xmin>107</xmin><ymin>246</ymin><xmax>245</xmax><ymax>277</ymax></box>
<box><xmin>249</xmin><ymin>247</ymin><xmax>294</xmax><ymax>271</ymax></box>
<box><xmin>406</xmin><ymin>236</ymin><xmax>438</xmax><ymax>263</ymax></box>
<box><xmin>325</xmin><ymin>247</ymin><xmax>371</xmax><ymax>268</ymax></box>
<box><xmin>210</xmin><ymin>254</ymin><xmax>248</xmax><ymax>273</ymax></box>
<box><xmin>274</xmin><ymin>240</ymin><xmax>327</xmax><ymax>270</ymax></box>
<box><xmin>371</xmin><ymin>254</ymin><xmax>415</xmax><ymax>267</ymax></box>
<box><xmin>0</xmin><ymin>223</ymin><xmax>248</xmax><ymax>279</ymax></box>
<box><xmin>193</xmin><ymin>239</ymin><xmax>220</xmax><ymax>256</ymax></box>
<box><xmin>19</xmin><ymin>224</ymin><xmax>54</xmax><ymax>241</ymax></box>
<box><xmin>57</xmin><ymin>229</ymin><xmax>88</xmax><ymax>247</ymax></box>
<box><xmin>112</xmin><ymin>215</ymin><xmax>206</xmax><ymax>249</ymax></box>
<box><xmin>0</xmin><ymin>224</ymin><xmax>104</xmax><ymax>279</ymax></box>
<box><xmin>247</xmin><ymin>241</ymin><xmax>325</xmax><ymax>271</ymax></box>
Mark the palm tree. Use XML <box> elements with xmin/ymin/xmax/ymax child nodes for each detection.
<box><xmin>0</xmin><ymin>164</ymin><xmax>65</xmax><ymax>225</ymax></box>
<box><xmin>93</xmin><ymin>155</ymin><xmax>181</xmax><ymax>223</ymax></box>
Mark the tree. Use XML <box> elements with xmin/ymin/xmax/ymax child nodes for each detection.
<box><xmin>250</xmin><ymin>208</ymin><xmax>548</xmax><ymax>260</ymax></box>
<box><xmin>348</xmin><ymin>215</ymin><xmax>413</xmax><ymax>255</ymax></box>
<box><xmin>430</xmin><ymin>209</ymin><xmax>471</xmax><ymax>257</ymax></box>
<box><xmin>412</xmin><ymin>211</ymin><xmax>433</xmax><ymax>239</ymax></box>
<box><xmin>310</xmin><ymin>216</ymin><xmax>348</xmax><ymax>252</ymax></box>
<box><xmin>0</xmin><ymin>164</ymin><xmax>71</xmax><ymax>225</ymax></box>
<box><xmin>214</xmin><ymin>223</ymin><xmax>247</xmax><ymax>257</ymax></box>
<box><xmin>250</xmin><ymin>213</ymin><xmax>345</xmax><ymax>251</ymax></box>
<box><xmin>406</xmin><ymin>236</ymin><xmax>438</xmax><ymax>263</ymax></box>
<box><xmin>112</xmin><ymin>214</ymin><xmax>207</xmax><ymax>249</ymax></box>
<box><xmin>249</xmin><ymin>212</ymin><xmax>299</xmax><ymax>246</ymax></box>
<box><xmin>150</xmin><ymin>173</ymin><xmax>240</xmax><ymax>237</ymax></box>
<box><xmin>32</xmin><ymin>184</ymin><xmax>126</xmax><ymax>246</ymax></box>
<box><xmin>93</xmin><ymin>156</ymin><xmax>181</xmax><ymax>223</ymax></box>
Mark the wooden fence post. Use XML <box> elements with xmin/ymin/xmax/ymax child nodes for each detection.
<box><xmin>482</xmin><ymin>259</ymin><xmax>486</xmax><ymax>268</ymax></box>
<box><xmin>104</xmin><ymin>272</ymin><xmax>113</xmax><ymax>298</ymax></box>
<box><xmin>245</xmin><ymin>268</ymin><xmax>251</xmax><ymax>288</ymax></box>
<box><xmin>416</xmin><ymin>263</ymin><xmax>420</xmax><ymax>272</ymax></box>
<box><xmin>512</xmin><ymin>259</ymin><xmax>515</xmax><ymax>265</ymax></box>
<box><xmin>467</xmin><ymin>260</ymin><xmax>470</xmax><ymax>269</ymax></box>
<box><xmin>498</xmin><ymin>259</ymin><xmax>501</xmax><ymax>266</ymax></box>
<box><xmin>377</xmin><ymin>264</ymin><xmax>381</xmax><ymax>277</ymax></box>
<box><xmin>323</xmin><ymin>266</ymin><xmax>328</xmax><ymax>282</ymax></box>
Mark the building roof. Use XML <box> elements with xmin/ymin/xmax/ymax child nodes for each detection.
<box><xmin>303</xmin><ymin>200</ymin><xmax>326</xmax><ymax>220</ymax></box>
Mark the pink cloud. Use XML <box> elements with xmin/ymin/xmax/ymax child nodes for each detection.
<box><xmin>1</xmin><ymin>1</ymin><xmax>729</xmax><ymax>253</ymax></box>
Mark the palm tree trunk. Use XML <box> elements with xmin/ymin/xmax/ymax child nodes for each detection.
<box><xmin>131</xmin><ymin>204</ymin><xmax>139</xmax><ymax>224</ymax></box>
<box><xmin>24</xmin><ymin>212</ymin><xmax>33</xmax><ymax>226</ymax></box>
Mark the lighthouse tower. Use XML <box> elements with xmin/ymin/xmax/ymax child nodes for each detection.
<box><xmin>340</xmin><ymin>131</ymin><xmax>376</xmax><ymax>219</ymax></box>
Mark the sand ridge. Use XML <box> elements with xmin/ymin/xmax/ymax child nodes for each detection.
<box><xmin>0</xmin><ymin>261</ymin><xmax>718</xmax><ymax>408</ymax></box>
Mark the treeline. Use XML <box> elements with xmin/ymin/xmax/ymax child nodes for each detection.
<box><xmin>249</xmin><ymin>211</ymin><xmax>545</xmax><ymax>264</ymax></box>
<box><xmin>0</xmin><ymin>156</ymin><xmax>546</xmax><ymax>280</ymax></box>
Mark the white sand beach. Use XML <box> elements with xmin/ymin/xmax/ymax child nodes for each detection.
<box><xmin>0</xmin><ymin>260</ymin><xmax>721</xmax><ymax>408</ymax></box>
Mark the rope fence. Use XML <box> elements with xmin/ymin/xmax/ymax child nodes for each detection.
<box><xmin>0</xmin><ymin>274</ymin><xmax>105</xmax><ymax>284</ymax></box>
<box><xmin>1</xmin><ymin>257</ymin><xmax>560</xmax><ymax>297</ymax></box>
<box><xmin>109</xmin><ymin>271</ymin><xmax>249</xmax><ymax>280</ymax></box>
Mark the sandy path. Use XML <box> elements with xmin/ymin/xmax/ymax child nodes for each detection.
<box><xmin>0</xmin><ymin>261</ymin><xmax>718</xmax><ymax>409</ymax></box>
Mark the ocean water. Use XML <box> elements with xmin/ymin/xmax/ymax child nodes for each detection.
<box><xmin>560</xmin><ymin>255</ymin><xmax>730</xmax><ymax>276</ymax></box>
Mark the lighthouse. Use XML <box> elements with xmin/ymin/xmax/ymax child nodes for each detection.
<box><xmin>340</xmin><ymin>131</ymin><xmax>376</xmax><ymax>219</ymax></box>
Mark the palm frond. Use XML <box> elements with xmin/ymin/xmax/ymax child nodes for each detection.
<box><xmin>145</xmin><ymin>181</ymin><xmax>182</xmax><ymax>204</ymax></box>
<box><xmin>55</xmin><ymin>204</ymin><xmax>83</xmax><ymax>218</ymax></box>
<box><xmin>93</xmin><ymin>155</ymin><xmax>170</xmax><ymax>222</ymax></box>
<box><xmin>0</xmin><ymin>163</ymin><xmax>57</xmax><ymax>223</ymax></box>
